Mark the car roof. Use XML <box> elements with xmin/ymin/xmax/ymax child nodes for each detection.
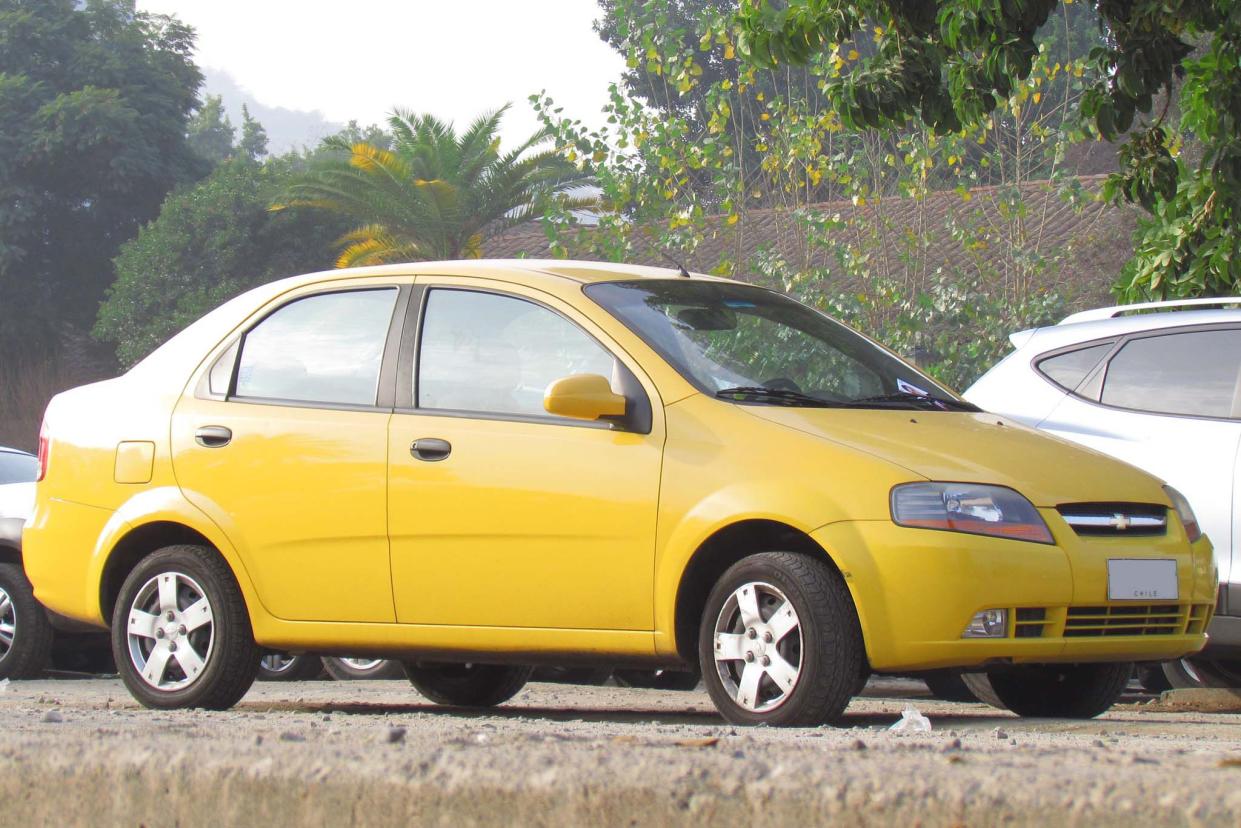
<box><xmin>1012</xmin><ymin>302</ymin><xmax>1241</xmax><ymax>354</ymax></box>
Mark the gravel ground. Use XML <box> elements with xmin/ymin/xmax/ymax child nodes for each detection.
<box><xmin>2</xmin><ymin>676</ymin><xmax>1240</xmax><ymax>826</ymax></box>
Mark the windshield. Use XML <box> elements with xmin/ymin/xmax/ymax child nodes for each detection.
<box><xmin>585</xmin><ymin>280</ymin><xmax>967</xmax><ymax>410</ymax></box>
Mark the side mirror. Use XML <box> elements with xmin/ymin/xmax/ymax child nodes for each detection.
<box><xmin>544</xmin><ymin>373</ymin><xmax>627</xmax><ymax>421</ymax></box>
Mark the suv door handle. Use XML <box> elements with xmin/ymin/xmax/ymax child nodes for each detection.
<box><xmin>195</xmin><ymin>426</ymin><xmax>233</xmax><ymax>448</ymax></box>
<box><xmin>411</xmin><ymin>438</ymin><xmax>451</xmax><ymax>462</ymax></box>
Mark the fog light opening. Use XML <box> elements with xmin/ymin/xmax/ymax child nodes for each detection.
<box><xmin>962</xmin><ymin>609</ymin><xmax>1008</xmax><ymax>639</ymax></box>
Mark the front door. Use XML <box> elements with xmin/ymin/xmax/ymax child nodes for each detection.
<box><xmin>172</xmin><ymin>285</ymin><xmax>403</xmax><ymax>623</ymax></box>
<box><xmin>387</xmin><ymin>283</ymin><xmax>663</xmax><ymax>630</ymax></box>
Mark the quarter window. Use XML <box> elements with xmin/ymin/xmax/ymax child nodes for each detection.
<box><xmin>1035</xmin><ymin>342</ymin><xmax>1114</xmax><ymax>391</ymax></box>
<box><xmin>1101</xmin><ymin>329</ymin><xmax>1241</xmax><ymax>418</ymax></box>
<box><xmin>233</xmin><ymin>289</ymin><xmax>397</xmax><ymax>406</ymax></box>
<box><xmin>417</xmin><ymin>289</ymin><xmax>616</xmax><ymax>417</ymax></box>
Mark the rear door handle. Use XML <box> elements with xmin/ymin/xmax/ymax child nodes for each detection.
<box><xmin>195</xmin><ymin>426</ymin><xmax>233</xmax><ymax>448</ymax></box>
<box><xmin>411</xmin><ymin>438</ymin><xmax>451</xmax><ymax>462</ymax></box>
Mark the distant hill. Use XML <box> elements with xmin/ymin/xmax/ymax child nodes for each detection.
<box><xmin>201</xmin><ymin>68</ymin><xmax>343</xmax><ymax>155</ymax></box>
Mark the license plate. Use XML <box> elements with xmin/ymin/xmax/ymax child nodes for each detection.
<box><xmin>1107</xmin><ymin>559</ymin><xmax>1178</xmax><ymax>601</ymax></box>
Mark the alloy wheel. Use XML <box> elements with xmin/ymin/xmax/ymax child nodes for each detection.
<box><xmin>126</xmin><ymin>571</ymin><xmax>215</xmax><ymax>690</ymax></box>
<box><xmin>712</xmin><ymin>581</ymin><xmax>802</xmax><ymax>712</ymax></box>
<box><xmin>0</xmin><ymin>585</ymin><xmax>15</xmax><ymax>661</ymax></box>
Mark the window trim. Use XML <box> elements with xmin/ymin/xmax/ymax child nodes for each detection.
<box><xmin>1033</xmin><ymin>322</ymin><xmax>1241</xmax><ymax>422</ymax></box>
<box><xmin>397</xmin><ymin>285</ymin><xmax>653</xmax><ymax>434</ymax></box>
<box><xmin>196</xmin><ymin>284</ymin><xmax>410</xmax><ymax>413</ymax></box>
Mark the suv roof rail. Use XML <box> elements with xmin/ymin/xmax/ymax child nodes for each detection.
<box><xmin>1060</xmin><ymin>296</ymin><xmax>1241</xmax><ymax>325</ymax></box>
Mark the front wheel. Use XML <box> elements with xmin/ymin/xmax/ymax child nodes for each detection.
<box><xmin>112</xmin><ymin>545</ymin><xmax>259</xmax><ymax>710</ymax></box>
<box><xmin>402</xmin><ymin>661</ymin><xmax>533</xmax><ymax>707</ymax></box>
<box><xmin>698</xmin><ymin>551</ymin><xmax>864</xmax><ymax>727</ymax></box>
<box><xmin>962</xmin><ymin>662</ymin><xmax>1132</xmax><ymax>718</ymax></box>
<box><xmin>322</xmin><ymin>656</ymin><xmax>405</xmax><ymax>681</ymax></box>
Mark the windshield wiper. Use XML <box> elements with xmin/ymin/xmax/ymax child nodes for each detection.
<box><xmin>714</xmin><ymin>386</ymin><xmax>841</xmax><ymax>407</ymax></box>
<box><xmin>846</xmin><ymin>391</ymin><xmax>980</xmax><ymax>412</ymax></box>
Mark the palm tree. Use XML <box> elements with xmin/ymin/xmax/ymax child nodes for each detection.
<box><xmin>276</xmin><ymin>105</ymin><xmax>593</xmax><ymax>266</ymax></box>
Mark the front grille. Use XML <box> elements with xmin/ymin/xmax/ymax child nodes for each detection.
<box><xmin>1057</xmin><ymin>503</ymin><xmax>1167</xmax><ymax>537</ymax></box>
<box><xmin>1014</xmin><ymin>607</ymin><xmax>1049</xmax><ymax>638</ymax></box>
<box><xmin>1064</xmin><ymin>604</ymin><xmax>1184</xmax><ymax>636</ymax></box>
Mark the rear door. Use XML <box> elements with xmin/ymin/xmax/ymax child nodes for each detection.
<box><xmin>1038</xmin><ymin>325</ymin><xmax>1241</xmax><ymax>587</ymax></box>
<box><xmin>171</xmin><ymin>282</ymin><xmax>409</xmax><ymax>623</ymax></box>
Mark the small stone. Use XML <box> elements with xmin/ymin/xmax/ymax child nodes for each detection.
<box><xmin>279</xmin><ymin>731</ymin><xmax>305</xmax><ymax>742</ymax></box>
<box><xmin>992</xmin><ymin>728</ymin><xmax>1008</xmax><ymax>739</ymax></box>
<box><xmin>41</xmin><ymin>710</ymin><xmax>63</xmax><ymax>724</ymax></box>
<box><xmin>1092</xmin><ymin>739</ymin><xmax>1107</xmax><ymax>748</ymax></box>
<box><xmin>255</xmin><ymin>735</ymin><xmax>263</xmax><ymax>746</ymax></box>
<box><xmin>387</xmin><ymin>727</ymin><xmax>407</xmax><ymax>744</ymax></box>
<box><xmin>852</xmin><ymin>739</ymin><xmax>867</xmax><ymax>751</ymax></box>
<box><xmin>1009</xmin><ymin>739</ymin><xmax>1017</xmax><ymax>746</ymax></box>
<box><xmin>943</xmin><ymin>738</ymin><xmax>962</xmax><ymax>752</ymax></box>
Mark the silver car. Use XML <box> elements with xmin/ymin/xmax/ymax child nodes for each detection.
<box><xmin>966</xmin><ymin>297</ymin><xmax>1241</xmax><ymax>687</ymax></box>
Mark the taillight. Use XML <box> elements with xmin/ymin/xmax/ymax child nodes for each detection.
<box><xmin>36</xmin><ymin>421</ymin><xmax>49</xmax><ymax>482</ymax></box>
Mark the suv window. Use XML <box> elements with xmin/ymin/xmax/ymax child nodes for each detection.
<box><xmin>1036</xmin><ymin>342</ymin><xmax>1114</xmax><ymax>391</ymax></box>
<box><xmin>418</xmin><ymin>289</ymin><xmax>616</xmax><ymax>417</ymax></box>
<box><xmin>1101</xmin><ymin>329</ymin><xmax>1241</xmax><ymax>418</ymax></box>
<box><xmin>0</xmin><ymin>452</ymin><xmax>37</xmax><ymax>485</ymax></box>
<box><xmin>233</xmin><ymin>288</ymin><xmax>397</xmax><ymax>406</ymax></box>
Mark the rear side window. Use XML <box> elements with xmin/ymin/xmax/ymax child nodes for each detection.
<box><xmin>1035</xmin><ymin>342</ymin><xmax>1114</xmax><ymax>391</ymax></box>
<box><xmin>0</xmin><ymin>452</ymin><xmax>37</xmax><ymax>484</ymax></box>
<box><xmin>1101</xmin><ymin>329</ymin><xmax>1241</xmax><ymax>418</ymax></box>
<box><xmin>233</xmin><ymin>289</ymin><xmax>397</xmax><ymax>406</ymax></box>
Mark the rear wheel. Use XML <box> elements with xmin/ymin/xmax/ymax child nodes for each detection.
<box><xmin>962</xmin><ymin>662</ymin><xmax>1132</xmax><ymax>718</ymax></box>
<box><xmin>322</xmin><ymin>656</ymin><xmax>404</xmax><ymax>681</ymax></box>
<box><xmin>111</xmin><ymin>546</ymin><xmax>259</xmax><ymax>710</ymax></box>
<box><xmin>257</xmin><ymin>652</ymin><xmax>323</xmax><ymax>682</ymax></box>
<box><xmin>698</xmin><ymin>551</ymin><xmax>864</xmax><ymax>727</ymax></box>
<box><xmin>1162</xmin><ymin>657</ymin><xmax>1241</xmax><ymax>689</ymax></box>
<box><xmin>402</xmin><ymin>661</ymin><xmax>533</xmax><ymax>707</ymax></box>
<box><xmin>0</xmin><ymin>563</ymin><xmax>54</xmax><ymax>680</ymax></box>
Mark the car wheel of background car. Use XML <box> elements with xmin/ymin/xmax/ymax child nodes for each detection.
<box><xmin>919</xmin><ymin>669</ymin><xmax>978</xmax><ymax>703</ymax></box>
<box><xmin>111</xmin><ymin>545</ymin><xmax>259</xmax><ymax>710</ymax></box>
<box><xmin>0</xmin><ymin>562</ymin><xmax>54</xmax><ymax>680</ymax></box>
<box><xmin>1162</xmin><ymin>657</ymin><xmax>1241</xmax><ymax>689</ymax></box>
<box><xmin>321</xmin><ymin>657</ymin><xmax>405</xmax><ymax>681</ymax></box>
<box><xmin>613</xmin><ymin>668</ymin><xmax>700</xmax><ymax>691</ymax></box>
<box><xmin>531</xmin><ymin>666</ymin><xmax>614</xmax><ymax>685</ymax></box>
<box><xmin>962</xmin><ymin>662</ymin><xmax>1132</xmax><ymax>718</ymax></box>
<box><xmin>698</xmin><ymin>551</ymin><xmax>864</xmax><ymax>727</ymax></box>
<box><xmin>402</xmin><ymin>661</ymin><xmax>534</xmax><ymax>707</ymax></box>
<box><xmin>257</xmin><ymin>651</ymin><xmax>324</xmax><ymax>682</ymax></box>
<box><xmin>1136</xmin><ymin>663</ymin><xmax>1173</xmax><ymax>693</ymax></box>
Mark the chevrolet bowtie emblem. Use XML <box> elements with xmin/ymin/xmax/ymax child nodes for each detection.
<box><xmin>1110</xmin><ymin>513</ymin><xmax>1131</xmax><ymax>530</ymax></box>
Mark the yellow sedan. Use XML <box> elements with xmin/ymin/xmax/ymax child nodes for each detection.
<box><xmin>22</xmin><ymin>261</ymin><xmax>1215</xmax><ymax>724</ymax></box>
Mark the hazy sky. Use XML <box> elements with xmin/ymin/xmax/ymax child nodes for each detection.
<box><xmin>135</xmin><ymin>1</ymin><xmax>626</xmax><ymax>147</ymax></box>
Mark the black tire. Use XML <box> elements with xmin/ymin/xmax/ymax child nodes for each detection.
<box><xmin>402</xmin><ymin>661</ymin><xmax>533</xmax><ymax>707</ymax></box>
<box><xmin>697</xmin><ymin>551</ymin><xmax>865</xmax><ymax>727</ymax></box>
<box><xmin>920</xmin><ymin>669</ymin><xmax>978</xmax><ymax>703</ymax></box>
<box><xmin>257</xmin><ymin>652</ymin><xmax>324</xmax><ymax>682</ymax></box>
<box><xmin>111</xmin><ymin>545</ymin><xmax>259</xmax><ymax>710</ymax></box>
<box><xmin>614</xmin><ymin>668</ymin><xmax>700</xmax><ymax>691</ymax></box>
<box><xmin>0</xmin><ymin>562</ymin><xmax>54</xmax><ymax>680</ymax></box>
<box><xmin>1162</xmin><ymin>657</ymin><xmax>1241</xmax><ymax>689</ymax></box>
<box><xmin>1136</xmin><ymin>663</ymin><xmax>1174</xmax><ymax>693</ymax></box>
<box><xmin>322</xmin><ymin>656</ymin><xmax>405</xmax><ymax>681</ymax></box>
<box><xmin>532</xmin><ymin>666</ymin><xmax>614</xmax><ymax>685</ymax></box>
<box><xmin>962</xmin><ymin>662</ymin><xmax>1132</xmax><ymax>718</ymax></box>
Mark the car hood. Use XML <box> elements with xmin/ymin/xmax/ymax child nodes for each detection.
<box><xmin>742</xmin><ymin>406</ymin><xmax>1169</xmax><ymax>507</ymax></box>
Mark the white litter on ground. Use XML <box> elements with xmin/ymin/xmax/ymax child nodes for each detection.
<box><xmin>888</xmin><ymin>706</ymin><xmax>932</xmax><ymax>733</ymax></box>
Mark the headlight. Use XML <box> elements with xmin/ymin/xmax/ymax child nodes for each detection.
<box><xmin>891</xmin><ymin>482</ymin><xmax>1054</xmax><ymax>544</ymax></box>
<box><xmin>1163</xmin><ymin>485</ymin><xmax>1202</xmax><ymax>542</ymax></box>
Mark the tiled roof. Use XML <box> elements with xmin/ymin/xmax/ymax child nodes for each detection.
<box><xmin>486</xmin><ymin>176</ymin><xmax>1136</xmax><ymax>303</ymax></box>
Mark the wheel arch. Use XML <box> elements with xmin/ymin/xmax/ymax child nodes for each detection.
<box><xmin>671</xmin><ymin>519</ymin><xmax>846</xmax><ymax>664</ymax></box>
<box><xmin>99</xmin><ymin>521</ymin><xmax>216</xmax><ymax>623</ymax></box>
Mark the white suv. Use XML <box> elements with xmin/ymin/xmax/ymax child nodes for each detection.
<box><xmin>966</xmin><ymin>298</ymin><xmax>1241</xmax><ymax>687</ymax></box>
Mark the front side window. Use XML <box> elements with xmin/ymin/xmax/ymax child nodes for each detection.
<box><xmin>233</xmin><ymin>288</ymin><xmax>397</xmax><ymax>406</ymax></box>
<box><xmin>585</xmin><ymin>280</ymin><xmax>962</xmax><ymax>409</ymax></box>
<box><xmin>417</xmin><ymin>289</ymin><xmax>616</xmax><ymax>417</ymax></box>
<box><xmin>1101</xmin><ymin>329</ymin><xmax>1241</xmax><ymax>418</ymax></box>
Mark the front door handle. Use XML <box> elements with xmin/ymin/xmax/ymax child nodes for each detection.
<box><xmin>195</xmin><ymin>426</ymin><xmax>233</xmax><ymax>448</ymax></box>
<box><xmin>411</xmin><ymin>438</ymin><xmax>451</xmax><ymax>462</ymax></box>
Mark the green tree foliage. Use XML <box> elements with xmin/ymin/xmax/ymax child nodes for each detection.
<box><xmin>187</xmin><ymin>94</ymin><xmax>236</xmax><ymax>166</ymax></box>
<box><xmin>278</xmin><ymin>105</ymin><xmax>594</xmax><ymax>265</ymax></box>
<box><xmin>735</xmin><ymin>0</ymin><xmax>1241</xmax><ymax>300</ymax></box>
<box><xmin>238</xmin><ymin>104</ymin><xmax>269</xmax><ymax>162</ymax></box>
<box><xmin>95</xmin><ymin>156</ymin><xmax>351</xmax><ymax>367</ymax></box>
<box><xmin>0</xmin><ymin>0</ymin><xmax>206</xmax><ymax>354</ymax></box>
